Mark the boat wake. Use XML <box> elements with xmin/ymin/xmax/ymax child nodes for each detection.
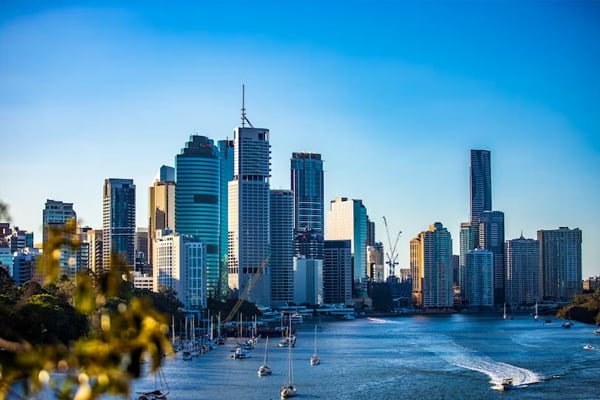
<box><xmin>424</xmin><ymin>336</ymin><xmax>543</xmax><ymax>388</ymax></box>
<box><xmin>367</xmin><ymin>317</ymin><xmax>394</xmax><ymax>324</ymax></box>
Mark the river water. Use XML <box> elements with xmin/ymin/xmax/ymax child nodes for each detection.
<box><xmin>133</xmin><ymin>314</ymin><xmax>600</xmax><ymax>400</ymax></box>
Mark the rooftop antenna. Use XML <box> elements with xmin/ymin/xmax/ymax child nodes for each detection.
<box><xmin>241</xmin><ymin>84</ymin><xmax>254</xmax><ymax>128</ymax></box>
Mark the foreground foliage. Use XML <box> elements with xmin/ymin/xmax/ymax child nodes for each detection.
<box><xmin>0</xmin><ymin>218</ymin><xmax>174</xmax><ymax>399</ymax></box>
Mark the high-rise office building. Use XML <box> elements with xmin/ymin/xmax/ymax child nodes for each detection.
<box><xmin>43</xmin><ymin>199</ymin><xmax>77</xmax><ymax>276</ymax></box>
<box><xmin>470</xmin><ymin>149</ymin><xmax>492</xmax><ymax>223</ymax></box>
<box><xmin>367</xmin><ymin>242</ymin><xmax>385</xmax><ymax>282</ymax></box>
<box><xmin>410</xmin><ymin>223</ymin><xmax>453</xmax><ymax>308</ymax></box>
<box><xmin>538</xmin><ymin>227</ymin><xmax>582</xmax><ymax>301</ymax></box>
<box><xmin>464</xmin><ymin>248</ymin><xmax>494</xmax><ymax>307</ymax></box>
<box><xmin>505</xmin><ymin>235</ymin><xmax>540</xmax><ymax>306</ymax></box>
<box><xmin>218</xmin><ymin>139</ymin><xmax>235</xmax><ymax>299</ymax></box>
<box><xmin>366</xmin><ymin>217</ymin><xmax>375</xmax><ymax>247</ymax></box>
<box><xmin>270</xmin><ymin>190</ymin><xmax>294</xmax><ymax>305</ymax></box>
<box><xmin>323</xmin><ymin>240</ymin><xmax>352</xmax><ymax>305</ymax></box>
<box><xmin>325</xmin><ymin>197</ymin><xmax>368</xmax><ymax>294</ymax></box>
<box><xmin>175</xmin><ymin>135</ymin><xmax>220</xmax><ymax>300</ymax></box>
<box><xmin>153</xmin><ymin>229</ymin><xmax>206</xmax><ymax>309</ymax></box>
<box><xmin>102</xmin><ymin>178</ymin><xmax>136</xmax><ymax>271</ymax></box>
<box><xmin>228</xmin><ymin>122</ymin><xmax>272</xmax><ymax>306</ymax></box>
<box><xmin>291</xmin><ymin>152</ymin><xmax>324</xmax><ymax>259</ymax></box>
<box><xmin>459</xmin><ymin>222</ymin><xmax>476</xmax><ymax>295</ymax></box>
<box><xmin>478</xmin><ymin>210</ymin><xmax>505</xmax><ymax>304</ymax></box>
<box><xmin>148</xmin><ymin>165</ymin><xmax>175</xmax><ymax>268</ymax></box>
<box><xmin>293</xmin><ymin>257</ymin><xmax>323</xmax><ymax>305</ymax></box>
<box><xmin>12</xmin><ymin>248</ymin><xmax>40</xmax><ymax>286</ymax></box>
<box><xmin>135</xmin><ymin>227</ymin><xmax>150</xmax><ymax>275</ymax></box>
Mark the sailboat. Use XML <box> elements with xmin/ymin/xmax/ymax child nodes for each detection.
<box><xmin>310</xmin><ymin>325</ymin><xmax>320</xmax><ymax>366</ymax></box>
<box><xmin>503</xmin><ymin>303</ymin><xmax>508</xmax><ymax>320</ymax></box>
<box><xmin>258</xmin><ymin>337</ymin><xmax>272</xmax><ymax>376</ymax></box>
<box><xmin>280</xmin><ymin>320</ymin><xmax>297</xmax><ymax>398</ymax></box>
<box><xmin>534</xmin><ymin>302</ymin><xmax>539</xmax><ymax>320</ymax></box>
<box><xmin>137</xmin><ymin>367</ymin><xmax>169</xmax><ymax>400</ymax></box>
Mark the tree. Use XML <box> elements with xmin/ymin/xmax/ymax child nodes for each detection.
<box><xmin>0</xmin><ymin>210</ymin><xmax>173</xmax><ymax>399</ymax></box>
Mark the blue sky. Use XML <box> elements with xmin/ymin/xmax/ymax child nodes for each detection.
<box><xmin>1</xmin><ymin>1</ymin><xmax>599</xmax><ymax>276</ymax></box>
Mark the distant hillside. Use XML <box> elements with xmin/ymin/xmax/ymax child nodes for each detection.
<box><xmin>557</xmin><ymin>289</ymin><xmax>600</xmax><ymax>325</ymax></box>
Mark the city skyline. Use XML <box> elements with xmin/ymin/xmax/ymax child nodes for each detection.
<box><xmin>1</xmin><ymin>2</ymin><xmax>599</xmax><ymax>277</ymax></box>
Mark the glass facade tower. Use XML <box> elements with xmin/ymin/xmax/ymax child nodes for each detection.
<box><xmin>102</xmin><ymin>178</ymin><xmax>136</xmax><ymax>271</ymax></box>
<box><xmin>175</xmin><ymin>135</ymin><xmax>220</xmax><ymax>300</ymax></box>
<box><xmin>470</xmin><ymin>149</ymin><xmax>492</xmax><ymax>223</ymax></box>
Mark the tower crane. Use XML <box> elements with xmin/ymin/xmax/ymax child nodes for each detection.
<box><xmin>382</xmin><ymin>216</ymin><xmax>402</xmax><ymax>279</ymax></box>
<box><xmin>224</xmin><ymin>255</ymin><xmax>270</xmax><ymax>324</ymax></box>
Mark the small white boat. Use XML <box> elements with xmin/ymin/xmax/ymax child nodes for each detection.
<box><xmin>503</xmin><ymin>303</ymin><xmax>508</xmax><ymax>320</ymax></box>
<box><xmin>583</xmin><ymin>344</ymin><xmax>594</xmax><ymax>350</ymax></box>
<box><xmin>498</xmin><ymin>377</ymin><xmax>513</xmax><ymax>391</ymax></box>
<box><xmin>280</xmin><ymin>320</ymin><xmax>297</xmax><ymax>398</ymax></box>
<box><xmin>310</xmin><ymin>325</ymin><xmax>320</xmax><ymax>366</ymax></box>
<box><xmin>534</xmin><ymin>302</ymin><xmax>539</xmax><ymax>320</ymax></box>
<box><xmin>230</xmin><ymin>346</ymin><xmax>248</xmax><ymax>359</ymax></box>
<box><xmin>562</xmin><ymin>321</ymin><xmax>573</xmax><ymax>329</ymax></box>
<box><xmin>594</xmin><ymin>328</ymin><xmax>600</xmax><ymax>336</ymax></box>
<box><xmin>280</xmin><ymin>385</ymin><xmax>297</xmax><ymax>398</ymax></box>
<box><xmin>258</xmin><ymin>337</ymin><xmax>272</xmax><ymax>376</ymax></box>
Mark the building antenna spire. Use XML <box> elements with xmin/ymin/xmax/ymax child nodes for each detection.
<box><xmin>241</xmin><ymin>84</ymin><xmax>254</xmax><ymax>128</ymax></box>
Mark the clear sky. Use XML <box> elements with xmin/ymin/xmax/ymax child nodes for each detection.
<box><xmin>1</xmin><ymin>1</ymin><xmax>599</xmax><ymax>277</ymax></box>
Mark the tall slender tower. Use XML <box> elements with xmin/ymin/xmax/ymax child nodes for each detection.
<box><xmin>470</xmin><ymin>149</ymin><xmax>492</xmax><ymax>223</ymax></box>
<box><xmin>270</xmin><ymin>190</ymin><xmax>294</xmax><ymax>304</ymax></box>
<box><xmin>228</xmin><ymin>90</ymin><xmax>272</xmax><ymax>306</ymax></box>
<box><xmin>291</xmin><ymin>152</ymin><xmax>324</xmax><ymax>259</ymax></box>
<box><xmin>102</xmin><ymin>179</ymin><xmax>136</xmax><ymax>271</ymax></box>
<box><xmin>218</xmin><ymin>139</ymin><xmax>235</xmax><ymax>299</ymax></box>
<box><xmin>175</xmin><ymin>136</ymin><xmax>220</xmax><ymax>300</ymax></box>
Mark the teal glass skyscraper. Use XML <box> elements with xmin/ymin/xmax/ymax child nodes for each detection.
<box><xmin>175</xmin><ymin>135</ymin><xmax>220</xmax><ymax>301</ymax></box>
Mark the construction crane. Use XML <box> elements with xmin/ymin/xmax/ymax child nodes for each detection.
<box><xmin>382</xmin><ymin>216</ymin><xmax>402</xmax><ymax>278</ymax></box>
<box><xmin>224</xmin><ymin>255</ymin><xmax>270</xmax><ymax>324</ymax></box>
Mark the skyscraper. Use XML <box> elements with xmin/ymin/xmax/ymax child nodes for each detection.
<box><xmin>325</xmin><ymin>197</ymin><xmax>368</xmax><ymax>295</ymax></box>
<box><xmin>538</xmin><ymin>227</ymin><xmax>582</xmax><ymax>301</ymax></box>
<box><xmin>228</xmin><ymin>122</ymin><xmax>272</xmax><ymax>306</ymax></box>
<box><xmin>505</xmin><ymin>235</ymin><xmax>540</xmax><ymax>306</ymax></box>
<box><xmin>291</xmin><ymin>152</ymin><xmax>324</xmax><ymax>259</ymax></box>
<box><xmin>153</xmin><ymin>229</ymin><xmax>206</xmax><ymax>309</ymax></box>
<box><xmin>87</xmin><ymin>229</ymin><xmax>103</xmax><ymax>274</ymax></box>
<box><xmin>459</xmin><ymin>222</ymin><xmax>476</xmax><ymax>296</ymax></box>
<box><xmin>270</xmin><ymin>190</ymin><xmax>294</xmax><ymax>305</ymax></box>
<box><xmin>323</xmin><ymin>240</ymin><xmax>352</xmax><ymax>305</ymax></box>
<box><xmin>102</xmin><ymin>179</ymin><xmax>136</xmax><ymax>271</ymax></box>
<box><xmin>470</xmin><ymin>149</ymin><xmax>492</xmax><ymax>223</ymax></box>
<box><xmin>42</xmin><ymin>199</ymin><xmax>77</xmax><ymax>276</ymax></box>
<box><xmin>478</xmin><ymin>210</ymin><xmax>505</xmax><ymax>304</ymax></box>
<box><xmin>148</xmin><ymin>165</ymin><xmax>175</xmax><ymax>268</ymax></box>
<box><xmin>410</xmin><ymin>223</ymin><xmax>453</xmax><ymax>308</ymax></box>
<box><xmin>218</xmin><ymin>139</ymin><xmax>235</xmax><ymax>299</ymax></box>
<box><xmin>175</xmin><ymin>135</ymin><xmax>220</xmax><ymax>300</ymax></box>
<box><xmin>464</xmin><ymin>248</ymin><xmax>494</xmax><ymax>307</ymax></box>
<box><xmin>294</xmin><ymin>257</ymin><xmax>323</xmax><ymax>305</ymax></box>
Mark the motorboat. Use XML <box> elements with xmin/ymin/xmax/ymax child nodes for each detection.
<box><xmin>583</xmin><ymin>344</ymin><xmax>594</xmax><ymax>350</ymax></box>
<box><xmin>562</xmin><ymin>321</ymin><xmax>573</xmax><ymax>328</ymax></box>
<box><xmin>594</xmin><ymin>328</ymin><xmax>600</xmax><ymax>336</ymax></box>
<box><xmin>230</xmin><ymin>346</ymin><xmax>248</xmax><ymax>359</ymax></box>
<box><xmin>278</xmin><ymin>335</ymin><xmax>296</xmax><ymax>348</ymax></box>
<box><xmin>498</xmin><ymin>378</ymin><xmax>513</xmax><ymax>391</ymax></box>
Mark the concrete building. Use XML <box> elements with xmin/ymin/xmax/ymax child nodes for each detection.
<box><xmin>270</xmin><ymin>190</ymin><xmax>294</xmax><ymax>305</ymax></box>
<box><xmin>227</xmin><ymin>124</ymin><xmax>271</xmax><ymax>306</ymax></box>
<box><xmin>470</xmin><ymin>149</ymin><xmax>492</xmax><ymax>223</ymax></box>
<box><xmin>478</xmin><ymin>210</ymin><xmax>505</xmax><ymax>304</ymax></box>
<box><xmin>367</xmin><ymin>242</ymin><xmax>385</xmax><ymax>282</ymax></box>
<box><xmin>583</xmin><ymin>276</ymin><xmax>600</xmax><ymax>291</ymax></box>
<box><xmin>86</xmin><ymin>229</ymin><xmax>103</xmax><ymax>274</ymax></box>
<box><xmin>133</xmin><ymin>271</ymin><xmax>154</xmax><ymax>291</ymax></box>
<box><xmin>505</xmin><ymin>235</ymin><xmax>540</xmax><ymax>306</ymax></box>
<box><xmin>325</xmin><ymin>197</ymin><xmax>368</xmax><ymax>295</ymax></box>
<box><xmin>291</xmin><ymin>152</ymin><xmax>324</xmax><ymax>259</ymax></box>
<box><xmin>12</xmin><ymin>248</ymin><xmax>40</xmax><ymax>286</ymax></box>
<box><xmin>293</xmin><ymin>257</ymin><xmax>323</xmax><ymax>305</ymax></box>
<box><xmin>464</xmin><ymin>248</ymin><xmax>494</xmax><ymax>307</ymax></box>
<box><xmin>323</xmin><ymin>240</ymin><xmax>352</xmax><ymax>305</ymax></box>
<box><xmin>410</xmin><ymin>223</ymin><xmax>453</xmax><ymax>308</ymax></box>
<box><xmin>175</xmin><ymin>136</ymin><xmax>221</xmax><ymax>300</ymax></box>
<box><xmin>103</xmin><ymin>178</ymin><xmax>136</xmax><ymax>271</ymax></box>
<box><xmin>153</xmin><ymin>229</ymin><xmax>206</xmax><ymax>309</ymax></box>
<box><xmin>538</xmin><ymin>227</ymin><xmax>582</xmax><ymax>301</ymax></box>
<box><xmin>148</xmin><ymin>165</ymin><xmax>175</xmax><ymax>269</ymax></box>
<box><xmin>43</xmin><ymin>200</ymin><xmax>77</xmax><ymax>276</ymax></box>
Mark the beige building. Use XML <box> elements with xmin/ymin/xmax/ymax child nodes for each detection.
<box><xmin>148</xmin><ymin>166</ymin><xmax>175</xmax><ymax>269</ymax></box>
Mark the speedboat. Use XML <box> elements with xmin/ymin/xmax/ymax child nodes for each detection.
<box><xmin>562</xmin><ymin>321</ymin><xmax>573</xmax><ymax>328</ymax></box>
<box><xmin>310</xmin><ymin>354</ymin><xmax>320</xmax><ymax>366</ymax></box>
<box><xmin>498</xmin><ymin>378</ymin><xmax>513</xmax><ymax>391</ymax></box>
<box><xmin>583</xmin><ymin>344</ymin><xmax>593</xmax><ymax>350</ymax></box>
<box><xmin>594</xmin><ymin>328</ymin><xmax>600</xmax><ymax>336</ymax></box>
<box><xmin>280</xmin><ymin>385</ymin><xmax>297</xmax><ymax>398</ymax></box>
<box><xmin>230</xmin><ymin>347</ymin><xmax>248</xmax><ymax>359</ymax></box>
